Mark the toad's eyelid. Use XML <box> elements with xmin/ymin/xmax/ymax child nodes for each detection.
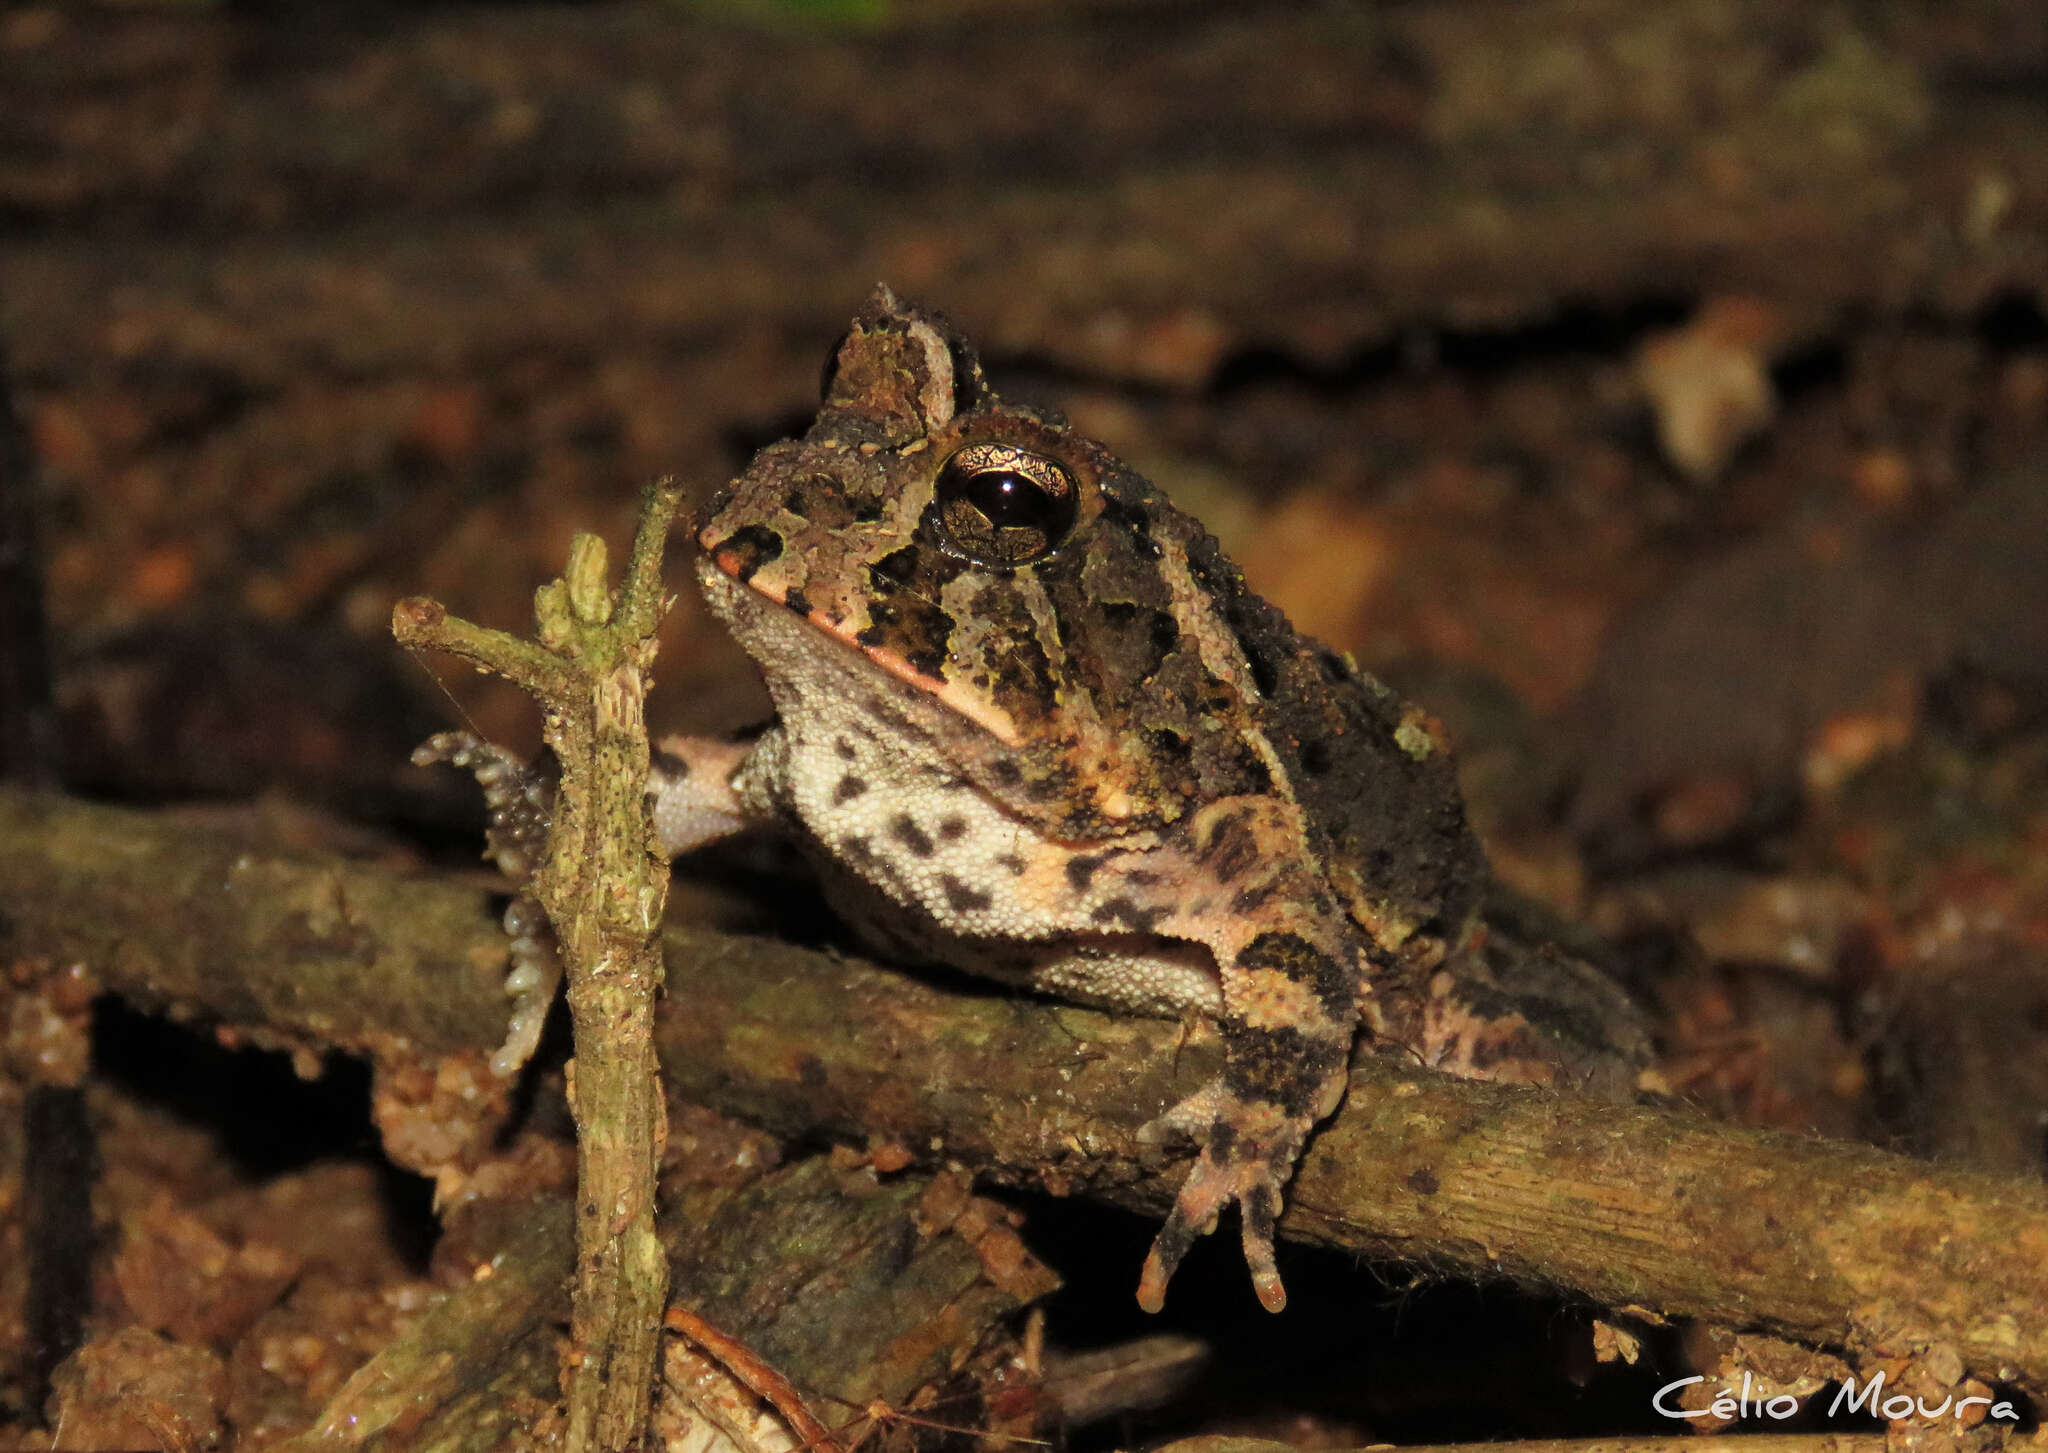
<box><xmin>949</xmin><ymin>441</ymin><xmax>1071</xmax><ymax>489</ymax></box>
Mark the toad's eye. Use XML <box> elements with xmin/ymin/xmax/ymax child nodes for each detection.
<box><xmin>931</xmin><ymin>443</ymin><xmax>1077</xmax><ymax>567</ymax></box>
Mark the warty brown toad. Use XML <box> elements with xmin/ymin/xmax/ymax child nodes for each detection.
<box><xmin>654</xmin><ymin>289</ymin><xmax>1491</xmax><ymax>1314</ymax></box>
<box><xmin>425</xmin><ymin>288</ymin><xmax>1649</xmax><ymax>1313</ymax></box>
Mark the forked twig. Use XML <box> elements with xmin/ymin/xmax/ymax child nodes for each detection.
<box><xmin>665</xmin><ymin>1307</ymin><xmax>1052</xmax><ymax>1453</ymax></box>
<box><xmin>395</xmin><ymin>479</ymin><xmax>687</xmax><ymax>1453</ymax></box>
<box><xmin>665</xmin><ymin>1307</ymin><xmax>849</xmax><ymax>1453</ymax></box>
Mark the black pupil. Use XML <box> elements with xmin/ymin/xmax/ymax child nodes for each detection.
<box><xmin>965</xmin><ymin>469</ymin><xmax>1054</xmax><ymax>529</ymax></box>
<box><xmin>931</xmin><ymin>444</ymin><xmax>1077</xmax><ymax>565</ymax></box>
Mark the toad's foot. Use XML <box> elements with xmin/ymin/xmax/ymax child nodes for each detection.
<box><xmin>414</xmin><ymin>732</ymin><xmax>561</xmax><ymax>1077</ymax></box>
<box><xmin>492</xmin><ymin>895</ymin><xmax>561</xmax><ymax>1078</ymax></box>
<box><xmin>413</xmin><ymin>731</ymin><xmax>554</xmax><ymax>881</ymax></box>
<box><xmin>1136</xmin><ymin>1082</ymin><xmax>1315</xmax><ymax>1314</ymax></box>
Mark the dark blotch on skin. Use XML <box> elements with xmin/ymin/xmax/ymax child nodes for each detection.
<box><xmin>1406</xmin><ymin>1167</ymin><xmax>1441</xmax><ymax>1196</ymax></box>
<box><xmin>1026</xmin><ymin>763</ymin><xmax>1071</xmax><ymax>805</ymax></box>
<box><xmin>1204</xmin><ymin>1118</ymin><xmax>1238</xmax><ymax>1160</ymax></box>
<box><xmin>937</xmin><ymin>816</ymin><xmax>968</xmax><ymax>842</ymax></box>
<box><xmin>833</xmin><ymin>776</ymin><xmax>867</xmax><ymax>804</ymax></box>
<box><xmin>783</xmin><ymin>586</ymin><xmax>813</xmax><ymax>617</ymax></box>
<box><xmin>834</xmin><ymin>738</ymin><xmax>858</xmax><ymax>762</ymax></box>
<box><xmin>871</xmin><ymin>696</ymin><xmax>918</xmax><ymax>735</ymax></box>
<box><xmin>899</xmin><ymin>605</ymin><xmax>957</xmax><ymax>682</ymax></box>
<box><xmin>1091</xmin><ymin>897</ymin><xmax>1168</xmax><ymax>933</ymax></box>
<box><xmin>984</xmin><ymin>628</ymin><xmax>1055</xmax><ymax>725</ymax></box>
<box><xmin>1065</xmin><ymin>852</ymin><xmax>1108</xmax><ymax>891</ymax></box>
<box><xmin>1220</xmin><ymin>1023</ymin><xmax>1344</xmax><ymax>1118</ymax></box>
<box><xmin>710</xmin><ymin>524</ymin><xmax>784</xmax><ymax>582</ymax></box>
<box><xmin>1238</xmin><ymin>930</ymin><xmax>1354</xmax><ymax>1020</ymax></box>
<box><xmin>853</xmin><ymin>540</ymin><xmax>963</xmax><ymax>683</ymax></box>
<box><xmin>966</xmin><ymin>579</ymin><xmax>1061</xmax><ymax>729</ymax></box>
<box><xmin>1231</xmin><ymin>883</ymin><xmax>1275</xmax><ymax>914</ymax></box>
<box><xmin>1147</xmin><ymin>727</ymin><xmax>1192</xmax><ymax>762</ymax></box>
<box><xmin>1448</xmin><ymin>1022</ymin><xmax>1528</xmax><ymax>1073</ymax></box>
<box><xmin>872</xmin><ymin>546</ymin><xmax>919</xmax><ymax>585</ymax></box>
<box><xmin>996</xmin><ymin>853</ymin><xmax>1027</xmax><ymax>876</ymax></box>
<box><xmin>1237</xmin><ymin>631</ymin><xmax>1282</xmax><ymax>698</ymax></box>
<box><xmin>1201</xmin><ymin>809</ymin><xmax>1260</xmax><ymax>883</ymax></box>
<box><xmin>1087</xmin><ymin>599</ymin><xmax>1182</xmax><ymax>685</ymax></box>
<box><xmin>1149</xmin><ymin>609</ymin><xmax>1180</xmax><ymax>663</ymax></box>
<box><xmin>788</xmin><ymin>474</ymin><xmax>860</xmax><ymax>530</ymax></box>
<box><xmin>1245</xmin><ymin>1183</ymin><xmax>1280</xmax><ymax>1245</ymax></box>
<box><xmin>1103</xmin><ymin>497</ymin><xmax>1164</xmax><ymax>563</ymax></box>
<box><xmin>940</xmin><ymin>875</ymin><xmax>994</xmax><ymax>913</ymax></box>
<box><xmin>891</xmin><ymin>815</ymin><xmax>935</xmax><ymax>858</ymax></box>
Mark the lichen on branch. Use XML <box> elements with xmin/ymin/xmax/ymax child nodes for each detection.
<box><xmin>392</xmin><ymin>477</ymin><xmax>687</xmax><ymax>1453</ymax></box>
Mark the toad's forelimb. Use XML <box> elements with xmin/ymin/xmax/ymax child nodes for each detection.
<box><xmin>413</xmin><ymin>731</ymin><xmax>563</xmax><ymax>1077</ymax></box>
<box><xmin>652</xmin><ymin>732</ymin><xmax>1364</xmax><ymax>1314</ymax></box>
<box><xmin>1128</xmin><ymin>798</ymin><xmax>1362</xmax><ymax>1313</ymax></box>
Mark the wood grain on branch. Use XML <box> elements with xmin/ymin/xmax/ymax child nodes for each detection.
<box><xmin>391</xmin><ymin>484</ymin><xmax>687</xmax><ymax>1453</ymax></box>
<box><xmin>3</xmin><ymin>786</ymin><xmax>2047</xmax><ymax>1395</ymax></box>
<box><xmin>270</xmin><ymin>1158</ymin><xmax>1043</xmax><ymax>1453</ymax></box>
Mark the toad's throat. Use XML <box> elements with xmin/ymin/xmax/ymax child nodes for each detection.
<box><xmin>697</xmin><ymin>551</ymin><xmax>1023</xmax><ymax>746</ymax></box>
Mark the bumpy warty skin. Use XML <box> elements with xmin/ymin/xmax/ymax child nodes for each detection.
<box><xmin>660</xmin><ymin>287</ymin><xmax>1492</xmax><ymax>1313</ymax></box>
<box><xmin>413</xmin><ymin>290</ymin><xmax>1654</xmax><ymax>1310</ymax></box>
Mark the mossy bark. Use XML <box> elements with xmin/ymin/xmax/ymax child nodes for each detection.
<box><xmin>265</xmin><ymin>1160</ymin><xmax>1044</xmax><ymax>1453</ymax></box>
<box><xmin>7</xmin><ymin>787</ymin><xmax>2048</xmax><ymax>1395</ymax></box>
<box><xmin>391</xmin><ymin>482</ymin><xmax>684</xmax><ymax>1453</ymax></box>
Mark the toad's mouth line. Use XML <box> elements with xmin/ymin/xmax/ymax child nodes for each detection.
<box><xmin>696</xmin><ymin>551</ymin><xmax>1024</xmax><ymax>747</ymax></box>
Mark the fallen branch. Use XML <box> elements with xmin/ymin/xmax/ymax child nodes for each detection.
<box><xmin>266</xmin><ymin>1159</ymin><xmax>1041</xmax><ymax>1453</ymax></box>
<box><xmin>275</xmin><ymin>1198</ymin><xmax>575</xmax><ymax>1453</ymax></box>
<box><xmin>3</xmin><ymin>788</ymin><xmax>2047</xmax><ymax>1394</ymax></box>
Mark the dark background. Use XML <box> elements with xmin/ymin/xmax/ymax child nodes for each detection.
<box><xmin>3</xmin><ymin>2</ymin><xmax>2047</xmax><ymax>1446</ymax></box>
